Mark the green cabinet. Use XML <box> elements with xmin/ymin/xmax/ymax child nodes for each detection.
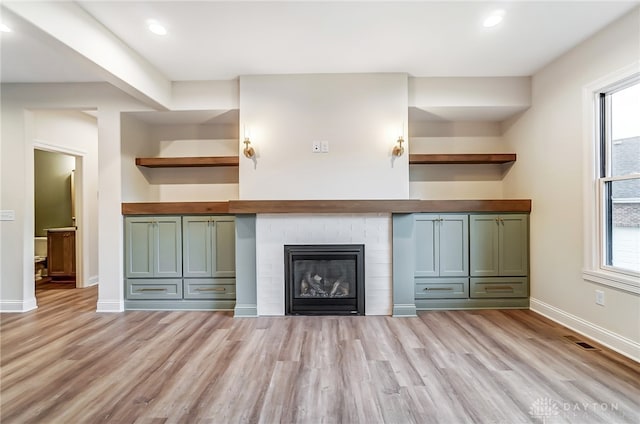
<box><xmin>183</xmin><ymin>279</ymin><xmax>236</xmax><ymax>300</ymax></box>
<box><xmin>470</xmin><ymin>214</ymin><xmax>528</xmax><ymax>277</ymax></box>
<box><xmin>410</xmin><ymin>213</ymin><xmax>530</xmax><ymax>309</ymax></box>
<box><xmin>415</xmin><ymin>278</ymin><xmax>469</xmax><ymax>299</ymax></box>
<box><xmin>415</xmin><ymin>214</ymin><xmax>469</xmax><ymax>299</ymax></box>
<box><xmin>469</xmin><ymin>277</ymin><xmax>528</xmax><ymax>298</ymax></box>
<box><xmin>183</xmin><ymin>216</ymin><xmax>236</xmax><ymax>278</ymax></box>
<box><xmin>469</xmin><ymin>214</ymin><xmax>528</xmax><ymax>300</ymax></box>
<box><xmin>125</xmin><ymin>216</ymin><xmax>182</xmax><ymax>278</ymax></box>
<box><xmin>415</xmin><ymin>214</ymin><xmax>469</xmax><ymax>278</ymax></box>
<box><xmin>126</xmin><ymin>279</ymin><xmax>183</xmax><ymax>300</ymax></box>
<box><xmin>124</xmin><ymin>215</ymin><xmax>236</xmax><ymax>310</ymax></box>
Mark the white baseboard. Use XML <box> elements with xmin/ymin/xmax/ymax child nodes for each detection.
<box><xmin>366</xmin><ymin>305</ymin><xmax>393</xmax><ymax>316</ymax></box>
<box><xmin>0</xmin><ymin>297</ymin><xmax>37</xmax><ymax>313</ymax></box>
<box><xmin>86</xmin><ymin>275</ymin><xmax>99</xmax><ymax>287</ymax></box>
<box><xmin>530</xmin><ymin>298</ymin><xmax>640</xmax><ymax>362</ymax></box>
<box><xmin>96</xmin><ymin>299</ymin><xmax>124</xmax><ymax>313</ymax></box>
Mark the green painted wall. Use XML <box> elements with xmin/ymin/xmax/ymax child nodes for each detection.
<box><xmin>34</xmin><ymin>150</ymin><xmax>75</xmax><ymax>236</ymax></box>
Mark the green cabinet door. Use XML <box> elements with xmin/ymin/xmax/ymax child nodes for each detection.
<box><xmin>212</xmin><ymin>217</ymin><xmax>236</xmax><ymax>278</ymax></box>
<box><xmin>125</xmin><ymin>217</ymin><xmax>154</xmax><ymax>278</ymax></box>
<box><xmin>183</xmin><ymin>217</ymin><xmax>212</xmax><ymax>277</ymax></box>
<box><xmin>439</xmin><ymin>215</ymin><xmax>469</xmax><ymax>277</ymax></box>
<box><xmin>183</xmin><ymin>216</ymin><xmax>236</xmax><ymax>278</ymax></box>
<box><xmin>415</xmin><ymin>215</ymin><xmax>439</xmax><ymax>277</ymax></box>
<box><xmin>125</xmin><ymin>216</ymin><xmax>182</xmax><ymax>279</ymax></box>
<box><xmin>470</xmin><ymin>215</ymin><xmax>500</xmax><ymax>277</ymax></box>
<box><xmin>415</xmin><ymin>214</ymin><xmax>468</xmax><ymax>278</ymax></box>
<box><xmin>470</xmin><ymin>214</ymin><xmax>528</xmax><ymax>277</ymax></box>
<box><xmin>155</xmin><ymin>217</ymin><xmax>182</xmax><ymax>278</ymax></box>
<box><xmin>499</xmin><ymin>215</ymin><xmax>528</xmax><ymax>276</ymax></box>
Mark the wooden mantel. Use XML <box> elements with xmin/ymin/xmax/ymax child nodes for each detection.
<box><xmin>122</xmin><ymin>199</ymin><xmax>531</xmax><ymax>215</ymax></box>
<box><xmin>122</xmin><ymin>202</ymin><xmax>230</xmax><ymax>215</ymax></box>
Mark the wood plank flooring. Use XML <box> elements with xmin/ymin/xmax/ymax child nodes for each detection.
<box><xmin>1</xmin><ymin>286</ymin><xmax>638</xmax><ymax>423</ymax></box>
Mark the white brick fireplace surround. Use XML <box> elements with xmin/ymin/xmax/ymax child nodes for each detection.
<box><xmin>255</xmin><ymin>214</ymin><xmax>392</xmax><ymax>316</ymax></box>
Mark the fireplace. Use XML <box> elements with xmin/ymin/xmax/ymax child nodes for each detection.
<box><xmin>284</xmin><ymin>244</ymin><xmax>365</xmax><ymax>315</ymax></box>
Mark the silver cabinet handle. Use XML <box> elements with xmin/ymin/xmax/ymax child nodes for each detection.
<box><xmin>485</xmin><ymin>286</ymin><xmax>513</xmax><ymax>292</ymax></box>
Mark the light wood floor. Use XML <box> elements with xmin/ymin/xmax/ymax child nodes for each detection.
<box><xmin>1</xmin><ymin>287</ymin><xmax>638</xmax><ymax>423</ymax></box>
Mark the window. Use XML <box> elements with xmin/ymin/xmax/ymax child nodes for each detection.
<box><xmin>584</xmin><ymin>70</ymin><xmax>640</xmax><ymax>293</ymax></box>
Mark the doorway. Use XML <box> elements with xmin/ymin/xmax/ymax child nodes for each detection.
<box><xmin>34</xmin><ymin>149</ymin><xmax>79</xmax><ymax>289</ymax></box>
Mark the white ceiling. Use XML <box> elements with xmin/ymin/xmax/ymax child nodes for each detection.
<box><xmin>1</xmin><ymin>1</ymin><xmax>638</xmax><ymax>84</ymax></box>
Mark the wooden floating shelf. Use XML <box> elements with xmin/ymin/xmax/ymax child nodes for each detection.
<box><xmin>409</xmin><ymin>153</ymin><xmax>516</xmax><ymax>165</ymax></box>
<box><xmin>135</xmin><ymin>156</ymin><xmax>239</xmax><ymax>168</ymax></box>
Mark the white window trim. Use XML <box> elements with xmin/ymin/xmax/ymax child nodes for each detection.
<box><xmin>582</xmin><ymin>61</ymin><xmax>640</xmax><ymax>295</ymax></box>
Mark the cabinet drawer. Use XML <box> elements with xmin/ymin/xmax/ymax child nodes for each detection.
<box><xmin>470</xmin><ymin>277</ymin><xmax>528</xmax><ymax>298</ymax></box>
<box><xmin>183</xmin><ymin>279</ymin><xmax>236</xmax><ymax>300</ymax></box>
<box><xmin>126</xmin><ymin>279</ymin><xmax>182</xmax><ymax>300</ymax></box>
<box><xmin>415</xmin><ymin>278</ymin><xmax>469</xmax><ymax>299</ymax></box>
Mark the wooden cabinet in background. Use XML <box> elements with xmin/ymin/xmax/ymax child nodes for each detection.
<box><xmin>47</xmin><ymin>229</ymin><xmax>76</xmax><ymax>281</ymax></box>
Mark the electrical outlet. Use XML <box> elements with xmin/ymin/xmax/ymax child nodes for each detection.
<box><xmin>321</xmin><ymin>140</ymin><xmax>329</xmax><ymax>153</ymax></box>
<box><xmin>312</xmin><ymin>141</ymin><xmax>321</xmax><ymax>153</ymax></box>
<box><xmin>595</xmin><ymin>290</ymin><xmax>605</xmax><ymax>306</ymax></box>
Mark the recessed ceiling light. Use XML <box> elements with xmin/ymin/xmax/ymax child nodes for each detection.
<box><xmin>0</xmin><ymin>23</ymin><xmax>12</xmax><ymax>33</ymax></box>
<box><xmin>147</xmin><ymin>20</ymin><xmax>167</xmax><ymax>36</ymax></box>
<box><xmin>483</xmin><ymin>10</ymin><xmax>505</xmax><ymax>28</ymax></box>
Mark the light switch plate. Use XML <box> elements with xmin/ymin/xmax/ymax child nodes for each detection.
<box><xmin>0</xmin><ymin>210</ymin><xmax>15</xmax><ymax>221</ymax></box>
<box><xmin>312</xmin><ymin>141</ymin><xmax>321</xmax><ymax>153</ymax></box>
<box><xmin>321</xmin><ymin>140</ymin><xmax>329</xmax><ymax>153</ymax></box>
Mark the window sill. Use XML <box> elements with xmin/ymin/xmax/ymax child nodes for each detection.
<box><xmin>583</xmin><ymin>269</ymin><xmax>640</xmax><ymax>295</ymax></box>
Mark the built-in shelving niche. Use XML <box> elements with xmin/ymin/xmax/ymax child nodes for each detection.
<box><xmin>121</xmin><ymin>109</ymin><xmax>240</xmax><ymax>203</ymax></box>
<box><xmin>407</xmin><ymin>106</ymin><xmax>520</xmax><ymax>199</ymax></box>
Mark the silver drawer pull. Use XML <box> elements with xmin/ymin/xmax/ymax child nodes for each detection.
<box><xmin>196</xmin><ymin>287</ymin><xmax>225</xmax><ymax>292</ymax></box>
<box><xmin>485</xmin><ymin>286</ymin><xmax>514</xmax><ymax>292</ymax></box>
<box><xmin>136</xmin><ymin>288</ymin><xmax>167</xmax><ymax>292</ymax></box>
<box><xmin>424</xmin><ymin>287</ymin><xmax>453</xmax><ymax>291</ymax></box>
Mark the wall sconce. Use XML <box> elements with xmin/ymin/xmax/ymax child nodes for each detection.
<box><xmin>392</xmin><ymin>135</ymin><xmax>404</xmax><ymax>157</ymax></box>
<box><xmin>242</xmin><ymin>126</ymin><xmax>255</xmax><ymax>159</ymax></box>
<box><xmin>243</xmin><ymin>136</ymin><xmax>255</xmax><ymax>159</ymax></box>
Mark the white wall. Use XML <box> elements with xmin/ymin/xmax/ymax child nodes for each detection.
<box><xmin>121</xmin><ymin>114</ymin><xmax>158</xmax><ymax>202</ymax></box>
<box><xmin>239</xmin><ymin>74</ymin><xmax>409</xmax><ymax>200</ymax></box>
<box><xmin>32</xmin><ymin>110</ymin><xmax>99</xmax><ymax>287</ymax></box>
<box><xmin>502</xmin><ymin>8</ymin><xmax>640</xmax><ymax>359</ymax></box>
